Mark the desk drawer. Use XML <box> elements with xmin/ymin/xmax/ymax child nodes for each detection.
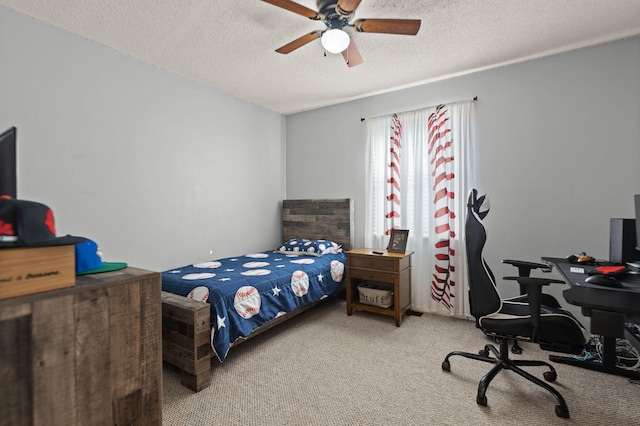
<box><xmin>349</xmin><ymin>256</ymin><xmax>396</xmax><ymax>272</ymax></box>
<box><xmin>349</xmin><ymin>268</ymin><xmax>395</xmax><ymax>283</ymax></box>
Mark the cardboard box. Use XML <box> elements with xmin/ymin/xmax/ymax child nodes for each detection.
<box><xmin>0</xmin><ymin>245</ymin><xmax>75</xmax><ymax>300</ymax></box>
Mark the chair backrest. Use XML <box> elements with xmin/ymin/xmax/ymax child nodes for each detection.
<box><xmin>465</xmin><ymin>189</ymin><xmax>502</xmax><ymax>320</ymax></box>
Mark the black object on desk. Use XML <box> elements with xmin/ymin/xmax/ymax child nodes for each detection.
<box><xmin>542</xmin><ymin>257</ymin><xmax>640</xmax><ymax>380</ymax></box>
<box><xmin>584</xmin><ymin>274</ymin><xmax>623</xmax><ymax>287</ymax></box>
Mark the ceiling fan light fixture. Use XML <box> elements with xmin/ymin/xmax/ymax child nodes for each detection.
<box><xmin>321</xmin><ymin>28</ymin><xmax>350</xmax><ymax>54</ymax></box>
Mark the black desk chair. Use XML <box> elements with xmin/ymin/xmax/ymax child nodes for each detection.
<box><xmin>501</xmin><ymin>258</ymin><xmax>561</xmax><ymax>354</ymax></box>
<box><xmin>442</xmin><ymin>189</ymin><xmax>590</xmax><ymax>418</ymax></box>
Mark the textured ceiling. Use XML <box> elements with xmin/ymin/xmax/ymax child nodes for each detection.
<box><xmin>3</xmin><ymin>0</ymin><xmax>640</xmax><ymax>115</ymax></box>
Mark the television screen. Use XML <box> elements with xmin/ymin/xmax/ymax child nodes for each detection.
<box><xmin>0</xmin><ymin>127</ymin><xmax>17</xmax><ymax>198</ymax></box>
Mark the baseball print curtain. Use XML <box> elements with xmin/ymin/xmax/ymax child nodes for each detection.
<box><xmin>365</xmin><ymin>100</ymin><xmax>475</xmax><ymax>317</ymax></box>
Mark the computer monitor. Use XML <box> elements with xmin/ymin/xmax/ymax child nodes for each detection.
<box><xmin>0</xmin><ymin>127</ymin><xmax>17</xmax><ymax>198</ymax></box>
<box><xmin>635</xmin><ymin>194</ymin><xmax>640</xmax><ymax>251</ymax></box>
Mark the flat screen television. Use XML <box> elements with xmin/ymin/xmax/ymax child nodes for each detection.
<box><xmin>0</xmin><ymin>127</ymin><xmax>17</xmax><ymax>198</ymax></box>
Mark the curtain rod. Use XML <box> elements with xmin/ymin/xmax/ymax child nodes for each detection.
<box><xmin>360</xmin><ymin>96</ymin><xmax>477</xmax><ymax>122</ymax></box>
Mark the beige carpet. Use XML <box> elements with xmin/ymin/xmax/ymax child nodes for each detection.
<box><xmin>162</xmin><ymin>298</ymin><xmax>640</xmax><ymax>425</ymax></box>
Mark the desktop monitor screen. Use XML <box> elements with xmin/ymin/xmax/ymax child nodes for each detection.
<box><xmin>635</xmin><ymin>194</ymin><xmax>640</xmax><ymax>251</ymax></box>
<box><xmin>0</xmin><ymin>127</ymin><xmax>17</xmax><ymax>198</ymax></box>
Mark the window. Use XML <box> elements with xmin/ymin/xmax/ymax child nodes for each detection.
<box><xmin>365</xmin><ymin>101</ymin><xmax>475</xmax><ymax>316</ymax></box>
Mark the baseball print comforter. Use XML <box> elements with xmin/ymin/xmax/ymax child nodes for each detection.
<box><xmin>161</xmin><ymin>249</ymin><xmax>346</xmax><ymax>362</ymax></box>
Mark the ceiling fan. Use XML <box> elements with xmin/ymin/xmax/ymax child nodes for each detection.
<box><xmin>262</xmin><ymin>0</ymin><xmax>421</xmax><ymax>67</ymax></box>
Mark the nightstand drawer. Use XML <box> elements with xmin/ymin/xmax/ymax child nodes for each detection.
<box><xmin>349</xmin><ymin>255</ymin><xmax>397</xmax><ymax>272</ymax></box>
<box><xmin>349</xmin><ymin>268</ymin><xmax>395</xmax><ymax>283</ymax></box>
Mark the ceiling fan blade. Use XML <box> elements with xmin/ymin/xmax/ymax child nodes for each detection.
<box><xmin>275</xmin><ymin>31</ymin><xmax>322</xmax><ymax>54</ymax></box>
<box><xmin>342</xmin><ymin>39</ymin><xmax>363</xmax><ymax>67</ymax></box>
<box><xmin>336</xmin><ymin>0</ymin><xmax>362</xmax><ymax>17</ymax></box>
<box><xmin>353</xmin><ymin>18</ymin><xmax>421</xmax><ymax>35</ymax></box>
<box><xmin>262</xmin><ymin>0</ymin><xmax>325</xmax><ymax>20</ymax></box>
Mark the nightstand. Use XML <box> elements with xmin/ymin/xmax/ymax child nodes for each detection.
<box><xmin>345</xmin><ymin>248</ymin><xmax>413</xmax><ymax>326</ymax></box>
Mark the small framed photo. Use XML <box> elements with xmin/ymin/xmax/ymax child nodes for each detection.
<box><xmin>387</xmin><ymin>229</ymin><xmax>409</xmax><ymax>253</ymax></box>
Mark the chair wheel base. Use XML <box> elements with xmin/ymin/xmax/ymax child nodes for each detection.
<box><xmin>476</xmin><ymin>395</ymin><xmax>487</xmax><ymax>406</ymax></box>
<box><xmin>555</xmin><ymin>405</ymin><xmax>570</xmax><ymax>418</ymax></box>
<box><xmin>511</xmin><ymin>341</ymin><xmax>523</xmax><ymax>354</ymax></box>
<box><xmin>443</xmin><ymin>340</ymin><xmax>571</xmax><ymax>419</ymax></box>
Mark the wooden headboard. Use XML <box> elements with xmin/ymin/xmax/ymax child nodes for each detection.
<box><xmin>282</xmin><ymin>199</ymin><xmax>354</xmax><ymax>250</ymax></box>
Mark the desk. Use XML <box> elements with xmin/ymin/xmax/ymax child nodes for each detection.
<box><xmin>542</xmin><ymin>257</ymin><xmax>640</xmax><ymax>380</ymax></box>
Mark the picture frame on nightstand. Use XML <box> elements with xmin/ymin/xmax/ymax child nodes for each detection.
<box><xmin>387</xmin><ymin>229</ymin><xmax>409</xmax><ymax>253</ymax></box>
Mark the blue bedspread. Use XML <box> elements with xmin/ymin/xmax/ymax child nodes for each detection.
<box><xmin>162</xmin><ymin>250</ymin><xmax>346</xmax><ymax>362</ymax></box>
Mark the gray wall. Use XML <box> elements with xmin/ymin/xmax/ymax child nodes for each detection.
<box><xmin>0</xmin><ymin>7</ymin><xmax>286</xmax><ymax>272</ymax></box>
<box><xmin>2</xmin><ymin>5</ymin><xmax>640</xmax><ymax>324</ymax></box>
<box><xmin>286</xmin><ymin>36</ymin><xmax>640</xmax><ymax>321</ymax></box>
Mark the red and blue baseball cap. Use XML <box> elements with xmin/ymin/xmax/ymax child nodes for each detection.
<box><xmin>0</xmin><ymin>196</ymin><xmax>85</xmax><ymax>247</ymax></box>
<box><xmin>75</xmin><ymin>238</ymin><xmax>127</xmax><ymax>275</ymax></box>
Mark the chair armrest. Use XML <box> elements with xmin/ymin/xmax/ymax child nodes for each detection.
<box><xmin>502</xmin><ymin>259</ymin><xmax>553</xmax><ymax>276</ymax></box>
<box><xmin>503</xmin><ymin>276</ymin><xmax>565</xmax><ymax>340</ymax></box>
<box><xmin>502</xmin><ymin>259</ymin><xmax>553</xmax><ymax>296</ymax></box>
<box><xmin>503</xmin><ymin>276</ymin><xmax>564</xmax><ymax>286</ymax></box>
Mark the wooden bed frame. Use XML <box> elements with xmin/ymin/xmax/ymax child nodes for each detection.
<box><xmin>161</xmin><ymin>198</ymin><xmax>354</xmax><ymax>391</ymax></box>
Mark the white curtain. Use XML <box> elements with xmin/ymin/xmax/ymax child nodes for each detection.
<box><xmin>365</xmin><ymin>100</ymin><xmax>475</xmax><ymax>317</ymax></box>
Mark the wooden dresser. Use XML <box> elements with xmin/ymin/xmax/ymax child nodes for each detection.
<box><xmin>345</xmin><ymin>248</ymin><xmax>413</xmax><ymax>326</ymax></box>
<box><xmin>0</xmin><ymin>267</ymin><xmax>162</xmax><ymax>426</ymax></box>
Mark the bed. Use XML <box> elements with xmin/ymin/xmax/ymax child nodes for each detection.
<box><xmin>161</xmin><ymin>198</ymin><xmax>354</xmax><ymax>391</ymax></box>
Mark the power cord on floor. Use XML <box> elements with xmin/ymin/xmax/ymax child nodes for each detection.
<box><xmin>582</xmin><ymin>322</ymin><xmax>640</xmax><ymax>387</ymax></box>
<box><xmin>625</xmin><ymin>323</ymin><xmax>640</xmax><ymax>385</ymax></box>
<box><xmin>586</xmin><ymin>335</ymin><xmax>640</xmax><ymax>371</ymax></box>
